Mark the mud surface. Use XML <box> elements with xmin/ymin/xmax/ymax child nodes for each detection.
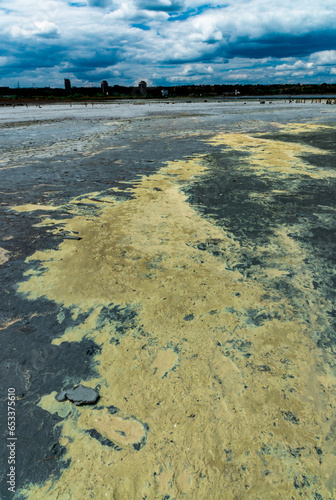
<box><xmin>1</xmin><ymin>100</ymin><xmax>336</xmax><ymax>499</ymax></box>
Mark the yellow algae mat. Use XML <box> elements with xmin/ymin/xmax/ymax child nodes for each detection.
<box><xmin>14</xmin><ymin>124</ymin><xmax>336</xmax><ymax>499</ymax></box>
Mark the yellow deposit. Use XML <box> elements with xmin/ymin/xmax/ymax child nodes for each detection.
<box><xmin>14</xmin><ymin>124</ymin><xmax>336</xmax><ymax>499</ymax></box>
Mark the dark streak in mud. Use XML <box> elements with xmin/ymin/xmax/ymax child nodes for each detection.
<box><xmin>86</xmin><ymin>429</ymin><xmax>123</xmax><ymax>451</ymax></box>
<box><xmin>0</xmin><ymin>308</ymin><xmax>100</xmax><ymax>495</ymax></box>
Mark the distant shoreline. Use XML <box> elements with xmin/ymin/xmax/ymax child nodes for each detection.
<box><xmin>1</xmin><ymin>94</ymin><xmax>336</xmax><ymax>107</ymax></box>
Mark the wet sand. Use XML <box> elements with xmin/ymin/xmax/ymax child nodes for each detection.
<box><xmin>1</xmin><ymin>100</ymin><xmax>336</xmax><ymax>499</ymax></box>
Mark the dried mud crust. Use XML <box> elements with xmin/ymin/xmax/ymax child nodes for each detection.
<box><xmin>9</xmin><ymin>122</ymin><xmax>336</xmax><ymax>499</ymax></box>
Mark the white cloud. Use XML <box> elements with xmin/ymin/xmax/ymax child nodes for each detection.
<box><xmin>310</xmin><ymin>50</ymin><xmax>336</xmax><ymax>65</ymax></box>
<box><xmin>10</xmin><ymin>21</ymin><xmax>59</xmax><ymax>38</ymax></box>
<box><xmin>0</xmin><ymin>56</ymin><xmax>13</xmax><ymax>66</ymax></box>
<box><xmin>275</xmin><ymin>60</ymin><xmax>314</xmax><ymax>71</ymax></box>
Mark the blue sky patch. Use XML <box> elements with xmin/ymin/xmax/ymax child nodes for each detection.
<box><xmin>132</xmin><ymin>23</ymin><xmax>151</xmax><ymax>31</ymax></box>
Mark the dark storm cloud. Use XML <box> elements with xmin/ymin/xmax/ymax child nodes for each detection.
<box><xmin>0</xmin><ymin>35</ymin><xmax>66</xmax><ymax>72</ymax></box>
<box><xmin>226</xmin><ymin>30</ymin><xmax>336</xmax><ymax>59</ymax></box>
<box><xmin>67</xmin><ymin>51</ymin><xmax>123</xmax><ymax>70</ymax></box>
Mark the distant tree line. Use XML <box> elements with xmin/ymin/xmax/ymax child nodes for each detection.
<box><xmin>1</xmin><ymin>82</ymin><xmax>336</xmax><ymax>101</ymax></box>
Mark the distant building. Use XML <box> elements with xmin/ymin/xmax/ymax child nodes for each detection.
<box><xmin>64</xmin><ymin>79</ymin><xmax>71</xmax><ymax>92</ymax></box>
<box><xmin>161</xmin><ymin>89</ymin><xmax>169</xmax><ymax>98</ymax></box>
<box><xmin>139</xmin><ymin>81</ymin><xmax>147</xmax><ymax>96</ymax></box>
<box><xmin>101</xmin><ymin>80</ymin><xmax>109</xmax><ymax>95</ymax></box>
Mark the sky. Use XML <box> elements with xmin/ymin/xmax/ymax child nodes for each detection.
<box><xmin>1</xmin><ymin>0</ymin><xmax>336</xmax><ymax>88</ymax></box>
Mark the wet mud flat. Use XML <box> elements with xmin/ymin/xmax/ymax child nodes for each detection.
<box><xmin>1</xmin><ymin>101</ymin><xmax>336</xmax><ymax>499</ymax></box>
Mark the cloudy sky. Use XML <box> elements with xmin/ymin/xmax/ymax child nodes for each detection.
<box><xmin>1</xmin><ymin>0</ymin><xmax>336</xmax><ymax>88</ymax></box>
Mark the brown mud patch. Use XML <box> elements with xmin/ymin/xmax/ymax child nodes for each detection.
<box><xmin>15</xmin><ymin>124</ymin><xmax>336</xmax><ymax>499</ymax></box>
